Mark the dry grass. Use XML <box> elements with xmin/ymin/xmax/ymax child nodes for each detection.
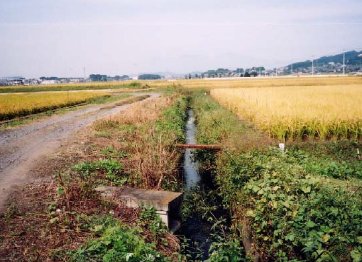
<box><xmin>211</xmin><ymin>85</ymin><xmax>362</xmax><ymax>141</ymax></box>
<box><xmin>111</xmin><ymin>95</ymin><xmax>175</xmax><ymax>124</ymax></box>
<box><xmin>93</xmin><ymin>95</ymin><xmax>184</xmax><ymax>190</ymax></box>
<box><xmin>0</xmin><ymin>91</ymin><xmax>109</xmax><ymax>120</ymax></box>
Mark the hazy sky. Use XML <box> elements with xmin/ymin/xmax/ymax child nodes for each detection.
<box><xmin>1</xmin><ymin>0</ymin><xmax>362</xmax><ymax>77</ymax></box>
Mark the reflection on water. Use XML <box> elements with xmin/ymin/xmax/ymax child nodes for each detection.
<box><xmin>183</xmin><ymin>109</ymin><xmax>200</xmax><ymax>189</ymax></box>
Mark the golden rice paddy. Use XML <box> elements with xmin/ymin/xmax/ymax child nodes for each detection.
<box><xmin>0</xmin><ymin>91</ymin><xmax>109</xmax><ymax>120</ymax></box>
<box><xmin>210</xmin><ymin>84</ymin><xmax>362</xmax><ymax>140</ymax></box>
<box><xmin>177</xmin><ymin>76</ymin><xmax>362</xmax><ymax>89</ymax></box>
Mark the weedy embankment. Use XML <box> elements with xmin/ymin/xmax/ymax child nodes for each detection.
<box><xmin>191</xmin><ymin>91</ymin><xmax>362</xmax><ymax>261</ymax></box>
<box><xmin>0</xmin><ymin>93</ymin><xmax>188</xmax><ymax>261</ymax></box>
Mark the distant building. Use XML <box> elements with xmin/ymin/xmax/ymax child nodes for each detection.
<box><xmin>0</xmin><ymin>77</ymin><xmax>25</xmax><ymax>86</ymax></box>
<box><xmin>23</xmin><ymin>79</ymin><xmax>41</xmax><ymax>85</ymax></box>
<box><xmin>64</xmin><ymin>78</ymin><xmax>85</xmax><ymax>83</ymax></box>
<box><xmin>41</xmin><ymin>80</ymin><xmax>59</xmax><ymax>85</ymax></box>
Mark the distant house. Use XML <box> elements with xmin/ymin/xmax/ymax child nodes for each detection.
<box><xmin>0</xmin><ymin>77</ymin><xmax>25</xmax><ymax>86</ymax></box>
<box><xmin>67</xmin><ymin>78</ymin><xmax>84</xmax><ymax>83</ymax></box>
<box><xmin>107</xmin><ymin>75</ymin><xmax>130</xmax><ymax>81</ymax></box>
<box><xmin>40</xmin><ymin>76</ymin><xmax>60</xmax><ymax>85</ymax></box>
<box><xmin>23</xmin><ymin>79</ymin><xmax>41</xmax><ymax>85</ymax></box>
<box><xmin>41</xmin><ymin>80</ymin><xmax>59</xmax><ymax>85</ymax></box>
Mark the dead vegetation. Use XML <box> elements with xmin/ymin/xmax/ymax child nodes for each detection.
<box><xmin>92</xmin><ymin>94</ymin><xmax>186</xmax><ymax>190</ymax></box>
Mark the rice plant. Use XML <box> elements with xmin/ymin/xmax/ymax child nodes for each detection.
<box><xmin>0</xmin><ymin>91</ymin><xmax>109</xmax><ymax>120</ymax></box>
<box><xmin>210</xmin><ymin>85</ymin><xmax>362</xmax><ymax>141</ymax></box>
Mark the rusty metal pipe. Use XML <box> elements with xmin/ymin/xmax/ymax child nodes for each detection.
<box><xmin>175</xmin><ymin>144</ymin><xmax>222</xmax><ymax>150</ymax></box>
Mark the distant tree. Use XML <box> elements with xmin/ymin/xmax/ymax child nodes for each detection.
<box><xmin>216</xmin><ymin>68</ymin><xmax>229</xmax><ymax>75</ymax></box>
<box><xmin>244</xmin><ymin>71</ymin><xmax>251</xmax><ymax>77</ymax></box>
<box><xmin>90</xmin><ymin>74</ymin><xmax>107</xmax><ymax>82</ymax></box>
<box><xmin>121</xmin><ymin>75</ymin><xmax>130</xmax><ymax>80</ymax></box>
<box><xmin>40</xmin><ymin>76</ymin><xmax>59</xmax><ymax>81</ymax></box>
<box><xmin>206</xmin><ymin>70</ymin><xmax>216</xmax><ymax>75</ymax></box>
<box><xmin>138</xmin><ymin>74</ymin><xmax>161</xmax><ymax>80</ymax></box>
<box><xmin>253</xmin><ymin>67</ymin><xmax>265</xmax><ymax>72</ymax></box>
<box><xmin>236</xmin><ymin>68</ymin><xmax>244</xmax><ymax>74</ymax></box>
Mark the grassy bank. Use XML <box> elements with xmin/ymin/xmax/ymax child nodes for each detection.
<box><xmin>191</xmin><ymin>91</ymin><xmax>362</xmax><ymax>261</ymax></box>
<box><xmin>90</xmin><ymin>94</ymin><xmax>187</xmax><ymax>190</ymax></box>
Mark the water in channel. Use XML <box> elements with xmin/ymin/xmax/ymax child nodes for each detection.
<box><xmin>180</xmin><ymin>109</ymin><xmax>212</xmax><ymax>260</ymax></box>
<box><xmin>183</xmin><ymin>109</ymin><xmax>200</xmax><ymax>189</ymax></box>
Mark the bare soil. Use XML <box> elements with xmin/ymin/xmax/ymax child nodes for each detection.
<box><xmin>0</xmin><ymin>94</ymin><xmax>158</xmax><ymax>212</ymax></box>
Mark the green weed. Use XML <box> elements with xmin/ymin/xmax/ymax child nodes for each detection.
<box><xmin>191</xmin><ymin>90</ymin><xmax>362</xmax><ymax>261</ymax></box>
<box><xmin>73</xmin><ymin>159</ymin><xmax>127</xmax><ymax>186</ymax></box>
<box><xmin>70</xmin><ymin>215</ymin><xmax>168</xmax><ymax>262</ymax></box>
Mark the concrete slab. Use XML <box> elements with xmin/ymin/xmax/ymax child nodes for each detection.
<box><xmin>95</xmin><ymin>186</ymin><xmax>183</xmax><ymax>232</ymax></box>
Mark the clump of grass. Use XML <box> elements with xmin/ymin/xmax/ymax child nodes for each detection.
<box><xmin>69</xmin><ymin>207</ymin><xmax>181</xmax><ymax>261</ymax></box>
<box><xmin>73</xmin><ymin>159</ymin><xmax>127</xmax><ymax>186</ymax></box>
<box><xmin>92</xmin><ymin>95</ymin><xmax>187</xmax><ymax>191</ymax></box>
<box><xmin>69</xmin><ymin>213</ymin><xmax>169</xmax><ymax>262</ymax></box>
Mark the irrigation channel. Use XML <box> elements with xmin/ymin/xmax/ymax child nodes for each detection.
<box><xmin>178</xmin><ymin>108</ymin><xmax>231</xmax><ymax>260</ymax></box>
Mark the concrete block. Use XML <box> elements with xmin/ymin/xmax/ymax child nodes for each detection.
<box><xmin>95</xmin><ymin>186</ymin><xmax>183</xmax><ymax>232</ymax></box>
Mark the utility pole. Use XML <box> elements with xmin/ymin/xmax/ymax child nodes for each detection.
<box><xmin>342</xmin><ymin>51</ymin><xmax>346</xmax><ymax>75</ymax></box>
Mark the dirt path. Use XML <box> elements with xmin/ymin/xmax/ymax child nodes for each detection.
<box><xmin>0</xmin><ymin>93</ymin><xmax>159</xmax><ymax>211</ymax></box>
